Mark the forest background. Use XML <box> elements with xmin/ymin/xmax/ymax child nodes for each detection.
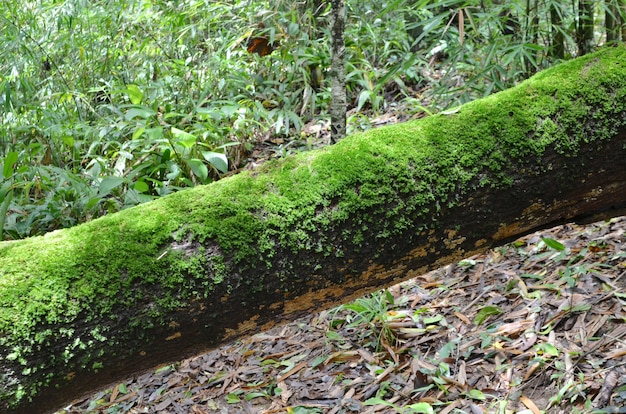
<box><xmin>1</xmin><ymin>0</ymin><xmax>620</xmax><ymax>241</ymax></box>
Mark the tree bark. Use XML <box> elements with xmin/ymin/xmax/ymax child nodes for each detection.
<box><xmin>550</xmin><ymin>2</ymin><xmax>565</xmax><ymax>60</ymax></box>
<box><xmin>606</xmin><ymin>0</ymin><xmax>621</xmax><ymax>43</ymax></box>
<box><xmin>328</xmin><ymin>0</ymin><xmax>346</xmax><ymax>143</ymax></box>
<box><xmin>2</xmin><ymin>48</ymin><xmax>626</xmax><ymax>414</ymax></box>
<box><xmin>577</xmin><ymin>0</ymin><xmax>595</xmax><ymax>56</ymax></box>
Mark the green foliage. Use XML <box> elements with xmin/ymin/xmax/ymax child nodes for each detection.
<box><xmin>339</xmin><ymin>290</ymin><xmax>403</xmax><ymax>351</ymax></box>
<box><xmin>0</xmin><ymin>0</ymin><xmax>617</xmax><ymax>239</ymax></box>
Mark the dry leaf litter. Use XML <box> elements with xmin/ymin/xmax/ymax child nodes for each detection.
<box><xmin>58</xmin><ymin>216</ymin><xmax>626</xmax><ymax>414</ymax></box>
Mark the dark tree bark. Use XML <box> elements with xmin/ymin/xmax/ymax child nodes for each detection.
<box><xmin>577</xmin><ymin>0</ymin><xmax>595</xmax><ymax>56</ymax></box>
<box><xmin>2</xmin><ymin>48</ymin><xmax>626</xmax><ymax>414</ymax></box>
<box><xmin>550</xmin><ymin>3</ymin><xmax>565</xmax><ymax>59</ymax></box>
<box><xmin>606</xmin><ymin>0</ymin><xmax>621</xmax><ymax>43</ymax></box>
<box><xmin>328</xmin><ymin>0</ymin><xmax>346</xmax><ymax>143</ymax></box>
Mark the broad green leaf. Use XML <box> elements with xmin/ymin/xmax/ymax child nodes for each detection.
<box><xmin>133</xmin><ymin>181</ymin><xmax>149</xmax><ymax>193</ymax></box>
<box><xmin>541</xmin><ymin>237</ymin><xmax>565</xmax><ymax>251</ymax></box>
<box><xmin>132</xmin><ymin>126</ymin><xmax>146</xmax><ymax>140</ymax></box>
<box><xmin>125</xmin><ymin>106</ymin><xmax>156</xmax><ymax>120</ymax></box>
<box><xmin>186</xmin><ymin>158</ymin><xmax>208</xmax><ymax>181</ymax></box>
<box><xmin>202</xmin><ymin>151</ymin><xmax>228</xmax><ymax>173</ymax></box>
<box><xmin>171</xmin><ymin>127</ymin><xmax>196</xmax><ymax>148</ymax></box>
<box><xmin>99</xmin><ymin>176</ymin><xmax>125</xmax><ymax>195</ymax></box>
<box><xmin>61</xmin><ymin>135</ymin><xmax>75</xmax><ymax>147</ymax></box>
<box><xmin>534</xmin><ymin>342</ymin><xmax>559</xmax><ymax>357</ymax></box>
<box><xmin>125</xmin><ymin>84</ymin><xmax>143</xmax><ymax>104</ymax></box>
<box><xmin>439</xmin><ymin>340</ymin><xmax>456</xmax><ymax>359</ymax></box>
<box><xmin>85</xmin><ymin>197</ymin><xmax>101</xmax><ymax>210</ymax></box>
<box><xmin>165</xmin><ymin>162</ymin><xmax>180</xmax><ymax>180</ymax></box>
<box><xmin>3</xmin><ymin>151</ymin><xmax>18</xmax><ymax>178</ymax></box>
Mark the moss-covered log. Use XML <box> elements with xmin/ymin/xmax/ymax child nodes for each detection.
<box><xmin>2</xmin><ymin>48</ymin><xmax>626</xmax><ymax>413</ymax></box>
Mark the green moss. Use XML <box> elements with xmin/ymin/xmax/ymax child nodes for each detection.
<box><xmin>2</xmin><ymin>46</ymin><xmax>626</xmax><ymax>408</ymax></box>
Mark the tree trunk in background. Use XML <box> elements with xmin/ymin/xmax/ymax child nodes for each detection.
<box><xmin>577</xmin><ymin>0</ymin><xmax>594</xmax><ymax>55</ymax></box>
<box><xmin>606</xmin><ymin>0</ymin><xmax>621</xmax><ymax>43</ymax></box>
<box><xmin>621</xmin><ymin>0</ymin><xmax>626</xmax><ymax>40</ymax></box>
<box><xmin>328</xmin><ymin>0</ymin><xmax>346</xmax><ymax>143</ymax></box>
<box><xmin>550</xmin><ymin>3</ymin><xmax>565</xmax><ymax>59</ymax></box>
<box><xmin>2</xmin><ymin>48</ymin><xmax>626</xmax><ymax>414</ymax></box>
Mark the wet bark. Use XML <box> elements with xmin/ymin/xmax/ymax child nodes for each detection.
<box><xmin>1</xmin><ymin>49</ymin><xmax>626</xmax><ymax>414</ymax></box>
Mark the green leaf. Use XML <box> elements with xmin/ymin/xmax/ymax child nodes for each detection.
<box><xmin>467</xmin><ymin>389</ymin><xmax>486</xmax><ymax>400</ymax></box>
<box><xmin>405</xmin><ymin>402</ymin><xmax>435</xmax><ymax>414</ymax></box>
<box><xmin>363</xmin><ymin>397</ymin><xmax>399</xmax><ymax>409</ymax></box>
<box><xmin>439</xmin><ymin>340</ymin><xmax>456</xmax><ymax>359</ymax></box>
<box><xmin>226</xmin><ymin>393</ymin><xmax>240</xmax><ymax>404</ymax></box>
<box><xmin>125</xmin><ymin>84</ymin><xmax>143</xmax><ymax>104</ymax></box>
<box><xmin>325</xmin><ymin>331</ymin><xmax>341</xmax><ymax>341</ymax></box>
<box><xmin>154</xmin><ymin>365</ymin><xmax>173</xmax><ymax>374</ymax></box>
<box><xmin>244</xmin><ymin>392</ymin><xmax>267</xmax><ymax>401</ymax></box>
<box><xmin>171</xmin><ymin>127</ymin><xmax>196</xmax><ymax>148</ymax></box>
<box><xmin>423</xmin><ymin>314</ymin><xmax>444</xmax><ymax>324</ymax></box>
<box><xmin>133</xmin><ymin>181</ymin><xmax>149</xmax><ymax>193</ymax></box>
<box><xmin>125</xmin><ymin>106</ymin><xmax>156</xmax><ymax>120</ymax></box>
<box><xmin>132</xmin><ymin>126</ymin><xmax>146</xmax><ymax>140</ymax></box>
<box><xmin>357</xmin><ymin>90</ymin><xmax>372</xmax><ymax>111</ymax></box>
<box><xmin>0</xmin><ymin>189</ymin><xmax>13</xmax><ymax>241</ymax></box>
<box><xmin>534</xmin><ymin>342</ymin><xmax>559</xmax><ymax>357</ymax></box>
<box><xmin>473</xmin><ymin>305</ymin><xmax>502</xmax><ymax>325</ymax></box>
<box><xmin>3</xmin><ymin>151</ymin><xmax>18</xmax><ymax>179</ymax></box>
<box><xmin>99</xmin><ymin>176</ymin><xmax>125</xmax><ymax>195</ymax></box>
<box><xmin>541</xmin><ymin>237</ymin><xmax>565</xmax><ymax>251</ymax></box>
<box><xmin>201</xmin><ymin>151</ymin><xmax>228</xmax><ymax>173</ymax></box>
<box><xmin>61</xmin><ymin>135</ymin><xmax>75</xmax><ymax>147</ymax></box>
<box><xmin>186</xmin><ymin>159</ymin><xmax>208</xmax><ymax>181</ymax></box>
<box><xmin>384</xmin><ymin>289</ymin><xmax>395</xmax><ymax>305</ymax></box>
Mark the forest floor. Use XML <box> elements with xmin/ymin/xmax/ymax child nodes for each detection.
<box><xmin>58</xmin><ymin>212</ymin><xmax>626</xmax><ymax>413</ymax></box>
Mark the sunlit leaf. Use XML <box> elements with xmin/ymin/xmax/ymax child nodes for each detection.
<box><xmin>171</xmin><ymin>127</ymin><xmax>196</xmax><ymax>148</ymax></box>
<box><xmin>125</xmin><ymin>84</ymin><xmax>144</xmax><ymax>104</ymax></box>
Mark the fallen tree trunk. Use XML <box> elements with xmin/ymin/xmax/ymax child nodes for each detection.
<box><xmin>1</xmin><ymin>48</ymin><xmax>626</xmax><ymax>413</ymax></box>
